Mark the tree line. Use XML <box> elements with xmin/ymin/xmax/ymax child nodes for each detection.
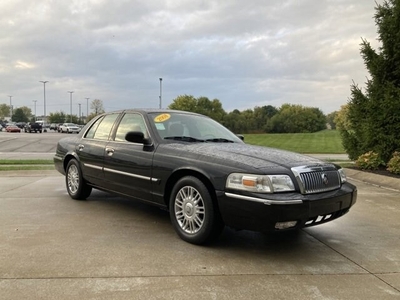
<box><xmin>168</xmin><ymin>94</ymin><xmax>328</xmax><ymax>134</ymax></box>
<box><xmin>1</xmin><ymin>94</ymin><xmax>331</xmax><ymax>134</ymax></box>
<box><xmin>0</xmin><ymin>99</ymin><xmax>105</xmax><ymax>125</ymax></box>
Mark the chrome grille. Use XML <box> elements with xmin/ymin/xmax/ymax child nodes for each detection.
<box><xmin>291</xmin><ymin>165</ymin><xmax>341</xmax><ymax>194</ymax></box>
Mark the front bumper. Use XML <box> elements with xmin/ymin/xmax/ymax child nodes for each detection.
<box><xmin>217</xmin><ymin>182</ymin><xmax>357</xmax><ymax>232</ymax></box>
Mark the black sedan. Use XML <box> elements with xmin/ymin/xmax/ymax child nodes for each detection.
<box><xmin>54</xmin><ymin>109</ymin><xmax>357</xmax><ymax>244</ymax></box>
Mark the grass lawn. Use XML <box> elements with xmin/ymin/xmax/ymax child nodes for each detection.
<box><xmin>0</xmin><ymin>160</ymin><xmax>53</xmax><ymax>165</ymax></box>
<box><xmin>243</xmin><ymin>130</ymin><xmax>345</xmax><ymax>154</ymax></box>
<box><xmin>0</xmin><ymin>160</ymin><xmax>54</xmax><ymax>171</ymax></box>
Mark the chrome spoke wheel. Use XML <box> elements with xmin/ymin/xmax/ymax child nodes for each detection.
<box><xmin>67</xmin><ymin>164</ymin><xmax>79</xmax><ymax>195</ymax></box>
<box><xmin>65</xmin><ymin>159</ymin><xmax>92</xmax><ymax>200</ymax></box>
<box><xmin>170</xmin><ymin>176</ymin><xmax>224</xmax><ymax>244</ymax></box>
<box><xmin>174</xmin><ymin>186</ymin><xmax>205</xmax><ymax>234</ymax></box>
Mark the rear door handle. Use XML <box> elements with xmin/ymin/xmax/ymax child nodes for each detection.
<box><xmin>106</xmin><ymin>147</ymin><xmax>115</xmax><ymax>156</ymax></box>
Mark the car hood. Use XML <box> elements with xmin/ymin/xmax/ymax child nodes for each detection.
<box><xmin>160</xmin><ymin>142</ymin><xmax>324</xmax><ymax>171</ymax></box>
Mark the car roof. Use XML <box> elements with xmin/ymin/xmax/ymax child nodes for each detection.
<box><xmin>102</xmin><ymin>109</ymin><xmax>202</xmax><ymax>117</ymax></box>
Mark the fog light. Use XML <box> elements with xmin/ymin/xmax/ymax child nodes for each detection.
<box><xmin>275</xmin><ymin>221</ymin><xmax>297</xmax><ymax>230</ymax></box>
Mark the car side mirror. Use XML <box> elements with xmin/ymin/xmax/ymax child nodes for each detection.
<box><xmin>125</xmin><ymin>131</ymin><xmax>152</xmax><ymax>145</ymax></box>
<box><xmin>236</xmin><ymin>134</ymin><xmax>244</xmax><ymax>141</ymax></box>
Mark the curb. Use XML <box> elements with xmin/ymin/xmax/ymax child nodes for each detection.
<box><xmin>345</xmin><ymin>168</ymin><xmax>400</xmax><ymax>192</ymax></box>
<box><xmin>0</xmin><ymin>169</ymin><xmax>60</xmax><ymax>177</ymax></box>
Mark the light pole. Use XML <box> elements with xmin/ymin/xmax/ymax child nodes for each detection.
<box><xmin>33</xmin><ymin>100</ymin><xmax>37</xmax><ymax>121</ymax></box>
<box><xmin>159</xmin><ymin>78</ymin><xmax>162</xmax><ymax>109</ymax></box>
<box><xmin>8</xmin><ymin>95</ymin><xmax>12</xmax><ymax>121</ymax></box>
<box><xmin>39</xmin><ymin>81</ymin><xmax>48</xmax><ymax>123</ymax></box>
<box><xmin>78</xmin><ymin>103</ymin><xmax>81</xmax><ymax>124</ymax></box>
<box><xmin>85</xmin><ymin>97</ymin><xmax>89</xmax><ymax>121</ymax></box>
<box><xmin>68</xmin><ymin>91</ymin><xmax>74</xmax><ymax>122</ymax></box>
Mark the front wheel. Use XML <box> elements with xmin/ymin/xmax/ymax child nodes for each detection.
<box><xmin>169</xmin><ymin>176</ymin><xmax>224</xmax><ymax>244</ymax></box>
<box><xmin>66</xmin><ymin>159</ymin><xmax>92</xmax><ymax>200</ymax></box>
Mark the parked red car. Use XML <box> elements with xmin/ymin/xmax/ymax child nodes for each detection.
<box><xmin>5</xmin><ymin>125</ymin><xmax>21</xmax><ymax>133</ymax></box>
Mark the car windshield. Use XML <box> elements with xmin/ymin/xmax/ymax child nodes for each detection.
<box><xmin>149</xmin><ymin>112</ymin><xmax>244</xmax><ymax>143</ymax></box>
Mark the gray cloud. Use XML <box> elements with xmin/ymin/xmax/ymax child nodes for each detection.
<box><xmin>1</xmin><ymin>0</ymin><xmax>382</xmax><ymax>116</ymax></box>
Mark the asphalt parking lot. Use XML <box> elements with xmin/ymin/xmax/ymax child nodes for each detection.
<box><xmin>0</xmin><ymin>129</ymin><xmax>61</xmax><ymax>157</ymax></box>
<box><xmin>0</xmin><ymin>131</ymin><xmax>399</xmax><ymax>299</ymax></box>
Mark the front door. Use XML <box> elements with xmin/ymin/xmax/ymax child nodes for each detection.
<box><xmin>103</xmin><ymin>113</ymin><xmax>155</xmax><ymax>203</ymax></box>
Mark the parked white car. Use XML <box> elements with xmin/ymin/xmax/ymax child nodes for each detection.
<box><xmin>60</xmin><ymin>123</ymin><xmax>80</xmax><ymax>134</ymax></box>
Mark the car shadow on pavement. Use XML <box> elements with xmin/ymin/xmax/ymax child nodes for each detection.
<box><xmin>81</xmin><ymin>189</ymin><xmax>313</xmax><ymax>254</ymax></box>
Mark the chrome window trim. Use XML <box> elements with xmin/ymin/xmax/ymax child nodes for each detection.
<box><xmin>225</xmin><ymin>192</ymin><xmax>303</xmax><ymax>205</ymax></box>
<box><xmin>107</xmin><ymin>140</ymin><xmax>147</xmax><ymax>146</ymax></box>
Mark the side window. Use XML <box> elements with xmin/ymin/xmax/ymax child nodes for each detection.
<box><xmin>92</xmin><ymin>114</ymin><xmax>119</xmax><ymax>140</ymax></box>
<box><xmin>115</xmin><ymin>113</ymin><xmax>148</xmax><ymax>142</ymax></box>
<box><xmin>84</xmin><ymin>116</ymin><xmax>103</xmax><ymax>139</ymax></box>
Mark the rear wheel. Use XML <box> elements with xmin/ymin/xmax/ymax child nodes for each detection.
<box><xmin>66</xmin><ymin>159</ymin><xmax>92</xmax><ymax>200</ymax></box>
<box><xmin>169</xmin><ymin>176</ymin><xmax>224</xmax><ymax>244</ymax></box>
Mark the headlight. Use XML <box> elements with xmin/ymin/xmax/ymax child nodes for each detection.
<box><xmin>338</xmin><ymin>168</ymin><xmax>347</xmax><ymax>183</ymax></box>
<box><xmin>226</xmin><ymin>173</ymin><xmax>295</xmax><ymax>193</ymax></box>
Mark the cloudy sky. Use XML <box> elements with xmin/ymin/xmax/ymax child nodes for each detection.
<box><xmin>1</xmin><ymin>0</ymin><xmax>382</xmax><ymax>118</ymax></box>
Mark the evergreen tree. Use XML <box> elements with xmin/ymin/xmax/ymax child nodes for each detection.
<box><xmin>343</xmin><ymin>0</ymin><xmax>400</xmax><ymax>162</ymax></box>
<box><xmin>11</xmin><ymin>108</ymin><xmax>30</xmax><ymax>122</ymax></box>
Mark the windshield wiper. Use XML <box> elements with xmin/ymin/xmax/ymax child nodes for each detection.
<box><xmin>164</xmin><ymin>136</ymin><xmax>205</xmax><ymax>142</ymax></box>
<box><xmin>205</xmin><ymin>138</ymin><xmax>235</xmax><ymax>143</ymax></box>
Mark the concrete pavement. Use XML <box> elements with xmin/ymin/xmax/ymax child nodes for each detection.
<box><xmin>1</xmin><ymin>133</ymin><xmax>399</xmax><ymax>299</ymax></box>
<box><xmin>0</xmin><ymin>169</ymin><xmax>399</xmax><ymax>299</ymax></box>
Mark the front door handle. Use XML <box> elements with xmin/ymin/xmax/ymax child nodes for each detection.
<box><xmin>106</xmin><ymin>147</ymin><xmax>115</xmax><ymax>156</ymax></box>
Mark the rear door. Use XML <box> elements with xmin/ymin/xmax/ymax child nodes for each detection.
<box><xmin>77</xmin><ymin>114</ymin><xmax>120</xmax><ymax>186</ymax></box>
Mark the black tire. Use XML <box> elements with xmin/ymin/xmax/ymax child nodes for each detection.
<box><xmin>65</xmin><ymin>159</ymin><xmax>92</xmax><ymax>200</ymax></box>
<box><xmin>169</xmin><ymin>176</ymin><xmax>224</xmax><ymax>245</ymax></box>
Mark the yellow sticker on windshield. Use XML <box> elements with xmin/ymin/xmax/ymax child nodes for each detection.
<box><xmin>154</xmin><ymin>113</ymin><xmax>171</xmax><ymax>122</ymax></box>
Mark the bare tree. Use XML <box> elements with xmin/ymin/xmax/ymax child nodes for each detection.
<box><xmin>90</xmin><ymin>99</ymin><xmax>105</xmax><ymax>115</ymax></box>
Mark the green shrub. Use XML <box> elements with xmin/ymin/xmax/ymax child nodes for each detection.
<box><xmin>355</xmin><ymin>151</ymin><xmax>384</xmax><ymax>170</ymax></box>
<box><xmin>387</xmin><ymin>151</ymin><xmax>400</xmax><ymax>175</ymax></box>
